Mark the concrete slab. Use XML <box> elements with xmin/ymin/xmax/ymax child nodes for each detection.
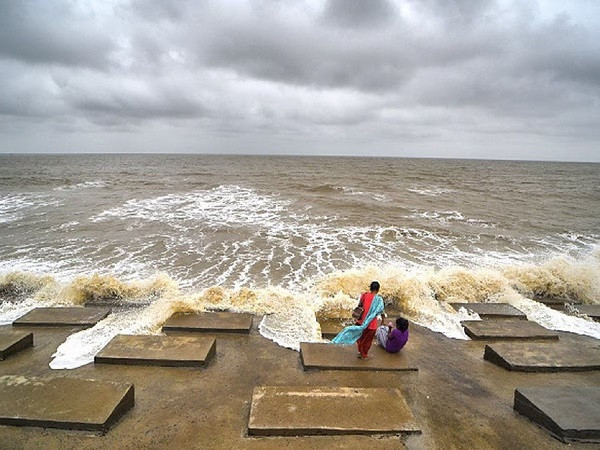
<box><xmin>568</xmin><ymin>304</ymin><xmax>600</xmax><ymax>321</ymax></box>
<box><xmin>95</xmin><ymin>334</ymin><xmax>216</xmax><ymax>368</ymax></box>
<box><xmin>162</xmin><ymin>311</ymin><xmax>253</xmax><ymax>333</ymax></box>
<box><xmin>248</xmin><ymin>386</ymin><xmax>420</xmax><ymax>436</ymax></box>
<box><xmin>13</xmin><ymin>307</ymin><xmax>111</xmax><ymax>327</ymax></box>
<box><xmin>300</xmin><ymin>342</ymin><xmax>417</xmax><ymax>372</ymax></box>
<box><xmin>451</xmin><ymin>303</ymin><xmax>526</xmax><ymax>320</ymax></box>
<box><xmin>514</xmin><ymin>387</ymin><xmax>600</xmax><ymax>443</ymax></box>
<box><xmin>462</xmin><ymin>320</ymin><xmax>558</xmax><ymax>340</ymax></box>
<box><xmin>533</xmin><ymin>296</ymin><xmax>582</xmax><ymax>310</ymax></box>
<box><xmin>484</xmin><ymin>342</ymin><xmax>600</xmax><ymax>372</ymax></box>
<box><xmin>317</xmin><ymin>319</ymin><xmax>348</xmax><ymax>339</ymax></box>
<box><xmin>0</xmin><ymin>331</ymin><xmax>33</xmax><ymax>360</ymax></box>
<box><xmin>0</xmin><ymin>375</ymin><xmax>133</xmax><ymax>433</ymax></box>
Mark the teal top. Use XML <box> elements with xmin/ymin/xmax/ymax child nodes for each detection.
<box><xmin>331</xmin><ymin>294</ymin><xmax>384</xmax><ymax>345</ymax></box>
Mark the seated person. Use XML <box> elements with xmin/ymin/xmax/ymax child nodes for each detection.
<box><xmin>376</xmin><ymin>317</ymin><xmax>409</xmax><ymax>353</ymax></box>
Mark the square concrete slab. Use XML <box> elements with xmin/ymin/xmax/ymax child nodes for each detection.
<box><xmin>13</xmin><ymin>307</ymin><xmax>111</xmax><ymax>327</ymax></box>
<box><xmin>317</xmin><ymin>319</ymin><xmax>348</xmax><ymax>339</ymax></box>
<box><xmin>162</xmin><ymin>311</ymin><xmax>253</xmax><ymax>333</ymax></box>
<box><xmin>484</xmin><ymin>342</ymin><xmax>600</xmax><ymax>372</ymax></box>
<box><xmin>0</xmin><ymin>375</ymin><xmax>133</xmax><ymax>433</ymax></box>
<box><xmin>514</xmin><ymin>387</ymin><xmax>600</xmax><ymax>443</ymax></box>
<box><xmin>0</xmin><ymin>331</ymin><xmax>33</xmax><ymax>360</ymax></box>
<box><xmin>300</xmin><ymin>342</ymin><xmax>417</xmax><ymax>371</ymax></box>
<box><xmin>462</xmin><ymin>320</ymin><xmax>558</xmax><ymax>340</ymax></box>
<box><xmin>533</xmin><ymin>296</ymin><xmax>582</xmax><ymax>310</ymax></box>
<box><xmin>568</xmin><ymin>305</ymin><xmax>600</xmax><ymax>321</ymax></box>
<box><xmin>95</xmin><ymin>334</ymin><xmax>216</xmax><ymax>367</ymax></box>
<box><xmin>451</xmin><ymin>303</ymin><xmax>526</xmax><ymax>320</ymax></box>
<box><xmin>248</xmin><ymin>386</ymin><xmax>421</xmax><ymax>436</ymax></box>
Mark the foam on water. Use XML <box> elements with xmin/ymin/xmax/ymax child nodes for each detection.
<box><xmin>53</xmin><ymin>180</ymin><xmax>109</xmax><ymax>191</ymax></box>
<box><xmin>0</xmin><ymin>193</ymin><xmax>60</xmax><ymax>224</ymax></box>
<box><xmin>1</xmin><ymin>249</ymin><xmax>598</xmax><ymax>369</ymax></box>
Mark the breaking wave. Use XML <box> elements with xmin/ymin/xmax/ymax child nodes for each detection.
<box><xmin>1</xmin><ymin>249</ymin><xmax>599</xmax><ymax>369</ymax></box>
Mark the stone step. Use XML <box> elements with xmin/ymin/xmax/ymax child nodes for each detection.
<box><xmin>484</xmin><ymin>342</ymin><xmax>600</xmax><ymax>372</ymax></box>
<box><xmin>317</xmin><ymin>319</ymin><xmax>349</xmax><ymax>339</ymax></box>
<box><xmin>300</xmin><ymin>342</ymin><xmax>417</xmax><ymax>372</ymax></box>
<box><xmin>0</xmin><ymin>331</ymin><xmax>33</xmax><ymax>360</ymax></box>
<box><xmin>95</xmin><ymin>334</ymin><xmax>216</xmax><ymax>368</ymax></box>
<box><xmin>567</xmin><ymin>304</ymin><xmax>600</xmax><ymax>322</ymax></box>
<box><xmin>514</xmin><ymin>387</ymin><xmax>600</xmax><ymax>443</ymax></box>
<box><xmin>451</xmin><ymin>303</ymin><xmax>526</xmax><ymax>320</ymax></box>
<box><xmin>532</xmin><ymin>296</ymin><xmax>582</xmax><ymax>310</ymax></box>
<box><xmin>13</xmin><ymin>307</ymin><xmax>111</xmax><ymax>327</ymax></box>
<box><xmin>0</xmin><ymin>375</ymin><xmax>133</xmax><ymax>433</ymax></box>
<box><xmin>162</xmin><ymin>311</ymin><xmax>253</xmax><ymax>333</ymax></box>
<box><xmin>248</xmin><ymin>386</ymin><xmax>421</xmax><ymax>437</ymax></box>
<box><xmin>462</xmin><ymin>320</ymin><xmax>558</xmax><ymax>341</ymax></box>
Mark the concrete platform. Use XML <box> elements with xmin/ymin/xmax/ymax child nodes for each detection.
<box><xmin>0</xmin><ymin>375</ymin><xmax>133</xmax><ymax>433</ymax></box>
<box><xmin>300</xmin><ymin>342</ymin><xmax>417</xmax><ymax>372</ymax></box>
<box><xmin>248</xmin><ymin>386</ymin><xmax>420</xmax><ymax>436</ymax></box>
<box><xmin>162</xmin><ymin>311</ymin><xmax>253</xmax><ymax>333</ymax></box>
<box><xmin>568</xmin><ymin>304</ymin><xmax>600</xmax><ymax>321</ymax></box>
<box><xmin>462</xmin><ymin>320</ymin><xmax>558</xmax><ymax>340</ymax></box>
<box><xmin>484</xmin><ymin>342</ymin><xmax>600</xmax><ymax>372</ymax></box>
<box><xmin>533</xmin><ymin>296</ymin><xmax>582</xmax><ymax>310</ymax></box>
<box><xmin>13</xmin><ymin>307</ymin><xmax>111</xmax><ymax>327</ymax></box>
<box><xmin>95</xmin><ymin>334</ymin><xmax>216</xmax><ymax>368</ymax></box>
<box><xmin>0</xmin><ymin>331</ymin><xmax>33</xmax><ymax>360</ymax></box>
<box><xmin>514</xmin><ymin>387</ymin><xmax>600</xmax><ymax>443</ymax></box>
<box><xmin>317</xmin><ymin>319</ymin><xmax>348</xmax><ymax>339</ymax></box>
<box><xmin>451</xmin><ymin>303</ymin><xmax>526</xmax><ymax>320</ymax></box>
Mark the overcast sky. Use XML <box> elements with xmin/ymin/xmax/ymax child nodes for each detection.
<box><xmin>1</xmin><ymin>0</ymin><xmax>599</xmax><ymax>161</ymax></box>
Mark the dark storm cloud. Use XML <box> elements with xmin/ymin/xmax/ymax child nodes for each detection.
<box><xmin>322</xmin><ymin>0</ymin><xmax>397</xmax><ymax>28</ymax></box>
<box><xmin>0</xmin><ymin>0</ymin><xmax>117</xmax><ymax>69</ymax></box>
<box><xmin>0</xmin><ymin>0</ymin><xmax>599</xmax><ymax>160</ymax></box>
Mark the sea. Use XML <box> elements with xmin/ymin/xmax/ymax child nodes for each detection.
<box><xmin>1</xmin><ymin>154</ymin><xmax>599</xmax><ymax>368</ymax></box>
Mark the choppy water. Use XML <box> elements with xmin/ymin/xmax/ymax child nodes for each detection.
<box><xmin>1</xmin><ymin>154</ymin><xmax>599</xmax><ymax>368</ymax></box>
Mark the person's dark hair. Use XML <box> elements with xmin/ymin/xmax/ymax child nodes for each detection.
<box><xmin>396</xmin><ymin>317</ymin><xmax>409</xmax><ymax>332</ymax></box>
<box><xmin>369</xmin><ymin>281</ymin><xmax>380</xmax><ymax>292</ymax></box>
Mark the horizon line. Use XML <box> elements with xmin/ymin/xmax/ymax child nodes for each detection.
<box><xmin>1</xmin><ymin>151</ymin><xmax>599</xmax><ymax>164</ymax></box>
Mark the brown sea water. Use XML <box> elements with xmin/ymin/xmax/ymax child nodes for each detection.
<box><xmin>1</xmin><ymin>154</ymin><xmax>599</xmax><ymax>368</ymax></box>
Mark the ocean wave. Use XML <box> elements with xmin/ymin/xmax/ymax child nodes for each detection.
<box><xmin>0</xmin><ymin>193</ymin><xmax>60</xmax><ymax>224</ymax></box>
<box><xmin>53</xmin><ymin>180</ymin><xmax>109</xmax><ymax>191</ymax></box>
<box><xmin>1</xmin><ymin>249</ymin><xmax>598</xmax><ymax>369</ymax></box>
<box><xmin>407</xmin><ymin>186</ymin><xmax>455</xmax><ymax>197</ymax></box>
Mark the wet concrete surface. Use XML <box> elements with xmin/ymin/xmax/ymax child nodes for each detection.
<box><xmin>95</xmin><ymin>335</ymin><xmax>216</xmax><ymax>368</ymax></box>
<box><xmin>13</xmin><ymin>307</ymin><xmax>112</xmax><ymax>327</ymax></box>
<box><xmin>162</xmin><ymin>312</ymin><xmax>253</xmax><ymax>334</ymax></box>
<box><xmin>484</xmin><ymin>340</ymin><xmax>600</xmax><ymax>372</ymax></box>
<box><xmin>0</xmin><ymin>331</ymin><xmax>33</xmax><ymax>360</ymax></box>
<box><xmin>0</xmin><ymin>319</ymin><xmax>599</xmax><ymax>449</ymax></box>
<box><xmin>0</xmin><ymin>375</ymin><xmax>133</xmax><ymax>433</ymax></box>
<box><xmin>300</xmin><ymin>342</ymin><xmax>418</xmax><ymax>371</ymax></box>
<box><xmin>450</xmin><ymin>303</ymin><xmax>527</xmax><ymax>320</ymax></box>
<box><xmin>248</xmin><ymin>386</ymin><xmax>420</xmax><ymax>436</ymax></box>
<box><xmin>569</xmin><ymin>305</ymin><xmax>600</xmax><ymax>322</ymax></box>
<box><xmin>462</xmin><ymin>320</ymin><xmax>559</xmax><ymax>340</ymax></box>
<box><xmin>514</xmin><ymin>386</ymin><xmax>600</xmax><ymax>443</ymax></box>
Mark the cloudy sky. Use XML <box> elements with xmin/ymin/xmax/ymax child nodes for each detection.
<box><xmin>1</xmin><ymin>0</ymin><xmax>599</xmax><ymax>161</ymax></box>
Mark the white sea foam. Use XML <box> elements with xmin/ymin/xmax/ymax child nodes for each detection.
<box><xmin>1</xmin><ymin>248</ymin><xmax>597</xmax><ymax>369</ymax></box>
<box><xmin>407</xmin><ymin>186</ymin><xmax>454</xmax><ymax>197</ymax></box>
<box><xmin>54</xmin><ymin>180</ymin><xmax>108</xmax><ymax>191</ymax></box>
<box><xmin>0</xmin><ymin>193</ymin><xmax>59</xmax><ymax>223</ymax></box>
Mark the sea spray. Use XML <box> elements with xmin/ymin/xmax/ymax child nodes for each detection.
<box><xmin>1</xmin><ymin>250</ymin><xmax>599</xmax><ymax>369</ymax></box>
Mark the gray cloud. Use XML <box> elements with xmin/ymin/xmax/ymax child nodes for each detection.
<box><xmin>0</xmin><ymin>0</ymin><xmax>599</xmax><ymax>160</ymax></box>
<box><xmin>322</xmin><ymin>0</ymin><xmax>397</xmax><ymax>29</ymax></box>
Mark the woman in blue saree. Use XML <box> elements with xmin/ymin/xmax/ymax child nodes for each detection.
<box><xmin>331</xmin><ymin>281</ymin><xmax>384</xmax><ymax>359</ymax></box>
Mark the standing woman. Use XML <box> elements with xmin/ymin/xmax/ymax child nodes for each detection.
<box><xmin>355</xmin><ymin>281</ymin><xmax>381</xmax><ymax>359</ymax></box>
<box><xmin>331</xmin><ymin>281</ymin><xmax>384</xmax><ymax>357</ymax></box>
